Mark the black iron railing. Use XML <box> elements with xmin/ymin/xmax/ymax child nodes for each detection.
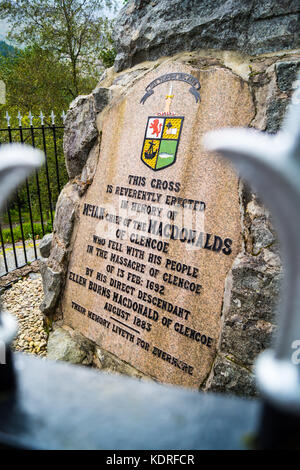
<box><xmin>0</xmin><ymin>112</ymin><xmax>68</xmax><ymax>276</ymax></box>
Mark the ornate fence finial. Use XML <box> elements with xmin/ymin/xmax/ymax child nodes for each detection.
<box><xmin>28</xmin><ymin>111</ymin><xmax>34</xmax><ymax>127</ymax></box>
<box><xmin>50</xmin><ymin>110</ymin><xmax>56</xmax><ymax>126</ymax></box>
<box><xmin>17</xmin><ymin>111</ymin><xmax>22</xmax><ymax>127</ymax></box>
<box><xmin>5</xmin><ymin>111</ymin><xmax>10</xmax><ymax>127</ymax></box>
<box><xmin>39</xmin><ymin>111</ymin><xmax>45</xmax><ymax>126</ymax></box>
<box><xmin>204</xmin><ymin>75</ymin><xmax>300</xmax><ymax>448</ymax></box>
<box><xmin>61</xmin><ymin>110</ymin><xmax>66</xmax><ymax>124</ymax></box>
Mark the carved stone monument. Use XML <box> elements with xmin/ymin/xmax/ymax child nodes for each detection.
<box><xmin>58</xmin><ymin>63</ymin><xmax>254</xmax><ymax>388</ymax></box>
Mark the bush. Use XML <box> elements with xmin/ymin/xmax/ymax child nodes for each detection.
<box><xmin>1</xmin><ymin>220</ymin><xmax>53</xmax><ymax>244</ymax></box>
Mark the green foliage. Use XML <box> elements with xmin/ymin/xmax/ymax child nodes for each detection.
<box><xmin>1</xmin><ymin>219</ymin><xmax>53</xmax><ymax>244</ymax></box>
<box><xmin>98</xmin><ymin>23</ymin><xmax>116</xmax><ymax>68</ymax></box>
<box><xmin>0</xmin><ymin>0</ymin><xmax>118</xmax><ymax>95</ymax></box>
<box><xmin>0</xmin><ymin>45</ymin><xmax>77</xmax><ymax>117</ymax></box>
<box><xmin>99</xmin><ymin>46</ymin><xmax>116</xmax><ymax>68</ymax></box>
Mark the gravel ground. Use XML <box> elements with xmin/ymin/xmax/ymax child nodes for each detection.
<box><xmin>1</xmin><ymin>273</ymin><xmax>48</xmax><ymax>356</ymax></box>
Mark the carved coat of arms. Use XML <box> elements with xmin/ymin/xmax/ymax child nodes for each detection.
<box><xmin>141</xmin><ymin>114</ymin><xmax>184</xmax><ymax>171</ymax></box>
<box><xmin>140</xmin><ymin>73</ymin><xmax>200</xmax><ymax>171</ymax></box>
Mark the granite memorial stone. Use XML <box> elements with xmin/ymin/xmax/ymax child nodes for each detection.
<box><xmin>61</xmin><ymin>63</ymin><xmax>254</xmax><ymax>388</ymax></box>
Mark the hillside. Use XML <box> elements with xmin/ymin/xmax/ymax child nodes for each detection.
<box><xmin>0</xmin><ymin>40</ymin><xmax>15</xmax><ymax>57</ymax></box>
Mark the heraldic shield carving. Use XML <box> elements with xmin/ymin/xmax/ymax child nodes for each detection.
<box><xmin>140</xmin><ymin>73</ymin><xmax>200</xmax><ymax>171</ymax></box>
<box><xmin>141</xmin><ymin>116</ymin><xmax>184</xmax><ymax>171</ymax></box>
<box><xmin>141</xmin><ymin>73</ymin><xmax>200</xmax><ymax>171</ymax></box>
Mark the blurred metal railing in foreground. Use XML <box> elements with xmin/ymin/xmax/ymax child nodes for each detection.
<box><xmin>0</xmin><ymin>111</ymin><xmax>67</xmax><ymax>276</ymax></box>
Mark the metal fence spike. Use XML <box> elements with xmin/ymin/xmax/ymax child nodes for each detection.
<box><xmin>17</xmin><ymin>111</ymin><xmax>22</xmax><ymax>127</ymax></box>
<box><xmin>61</xmin><ymin>110</ymin><xmax>66</xmax><ymax>124</ymax></box>
<box><xmin>5</xmin><ymin>111</ymin><xmax>11</xmax><ymax>127</ymax></box>
<box><xmin>50</xmin><ymin>110</ymin><xmax>56</xmax><ymax>125</ymax></box>
<box><xmin>39</xmin><ymin>111</ymin><xmax>45</xmax><ymax>126</ymax></box>
<box><xmin>28</xmin><ymin>111</ymin><xmax>34</xmax><ymax>127</ymax></box>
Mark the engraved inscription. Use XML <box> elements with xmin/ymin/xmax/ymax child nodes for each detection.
<box><xmin>61</xmin><ymin>63</ymin><xmax>252</xmax><ymax>388</ymax></box>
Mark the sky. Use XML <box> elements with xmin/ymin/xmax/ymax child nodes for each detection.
<box><xmin>0</xmin><ymin>0</ymin><xmax>124</xmax><ymax>42</ymax></box>
<box><xmin>0</xmin><ymin>20</ymin><xmax>10</xmax><ymax>41</ymax></box>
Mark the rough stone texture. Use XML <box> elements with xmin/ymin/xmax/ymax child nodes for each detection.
<box><xmin>38</xmin><ymin>261</ymin><xmax>62</xmax><ymax>316</ymax></box>
<box><xmin>53</xmin><ymin>186</ymin><xmax>77</xmax><ymax>248</ymax></box>
<box><xmin>94</xmin><ymin>346</ymin><xmax>155</xmax><ymax>381</ymax></box>
<box><xmin>74</xmin><ymin>140</ymin><xmax>101</xmax><ymax>197</ymax></box>
<box><xmin>63</xmin><ymin>95</ymin><xmax>98</xmax><ymax>179</ymax></box>
<box><xmin>113</xmin><ymin>0</ymin><xmax>300</xmax><ymax>72</ymax></box>
<box><xmin>112</xmin><ymin>67</ymin><xmax>149</xmax><ymax>87</ymax></box>
<box><xmin>47</xmin><ymin>327</ymin><xmax>94</xmax><ymax>365</ymax></box>
<box><xmin>92</xmin><ymin>85</ymin><xmax>112</xmax><ymax>113</ymax></box>
<box><xmin>243</xmin><ymin>195</ymin><xmax>279</xmax><ymax>256</ymax></box>
<box><xmin>39</xmin><ymin>233</ymin><xmax>53</xmax><ymax>259</ymax></box>
<box><xmin>260</xmin><ymin>58</ymin><xmax>300</xmax><ymax>133</ymax></box>
<box><xmin>63</xmin><ymin>88</ymin><xmax>112</xmax><ymax>180</ymax></box>
<box><xmin>207</xmin><ymin>354</ymin><xmax>258</xmax><ymax>397</ymax></box>
<box><xmin>265</xmin><ymin>98</ymin><xmax>289</xmax><ymax>134</ymax></box>
<box><xmin>220</xmin><ymin>253</ymin><xmax>280</xmax><ymax>366</ymax></box>
<box><xmin>275</xmin><ymin>60</ymin><xmax>300</xmax><ymax>92</ymax></box>
<box><xmin>250</xmin><ymin>58</ymin><xmax>300</xmax><ymax>134</ymax></box>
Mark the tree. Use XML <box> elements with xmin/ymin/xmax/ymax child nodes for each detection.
<box><xmin>0</xmin><ymin>44</ymin><xmax>99</xmax><ymax>120</ymax></box>
<box><xmin>0</xmin><ymin>45</ymin><xmax>74</xmax><ymax>118</ymax></box>
<box><xmin>0</xmin><ymin>0</ymin><xmax>117</xmax><ymax>97</ymax></box>
<box><xmin>0</xmin><ymin>46</ymin><xmax>75</xmax><ymax>220</ymax></box>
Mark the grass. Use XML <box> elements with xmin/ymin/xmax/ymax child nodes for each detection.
<box><xmin>1</xmin><ymin>220</ymin><xmax>53</xmax><ymax>244</ymax></box>
<box><xmin>0</xmin><ymin>208</ymin><xmax>55</xmax><ymax>244</ymax></box>
<box><xmin>2</xmin><ymin>209</ymin><xmax>54</xmax><ymax>225</ymax></box>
